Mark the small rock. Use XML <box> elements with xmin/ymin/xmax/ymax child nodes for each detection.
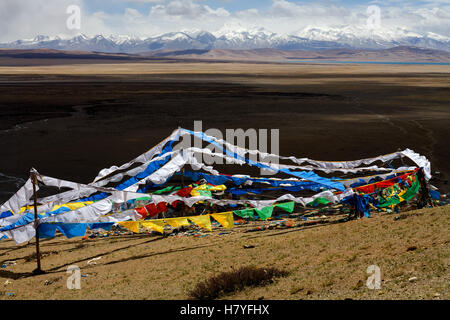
<box><xmin>408</xmin><ymin>276</ymin><xmax>418</xmax><ymax>282</ymax></box>
<box><xmin>243</xmin><ymin>244</ymin><xmax>256</xmax><ymax>249</ymax></box>
<box><xmin>44</xmin><ymin>276</ymin><xmax>62</xmax><ymax>286</ymax></box>
<box><xmin>87</xmin><ymin>256</ymin><xmax>102</xmax><ymax>265</ymax></box>
<box><xmin>434</xmin><ymin>293</ymin><xmax>440</xmax><ymax>297</ymax></box>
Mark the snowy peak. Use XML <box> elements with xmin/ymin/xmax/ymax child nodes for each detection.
<box><xmin>295</xmin><ymin>25</ymin><xmax>449</xmax><ymax>50</ymax></box>
<box><xmin>214</xmin><ymin>25</ymin><xmax>275</xmax><ymax>39</ymax></box>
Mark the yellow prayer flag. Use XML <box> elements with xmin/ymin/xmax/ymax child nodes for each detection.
<box><xmin>191</xmin><ymin>184</ymin><xmax>227</xmax><ymax>196</ymax></box>
<box><xmin>210</xmin><ymin>212</ymin><xmax>234</xmax><ymax>229</ymax></box>
<box><xmin>397</xmin><ymin>188</ymin><xmax>408</xmax><ymax>202</ymax></box>
<box><xmin>14</xmin><ymin>201</ymin><xmax>94</xmax><ymax>215</ymax></box>
<box><xmin>209</xmin><ymin>185</ymin><xmax>227</xmax><ymax>192</ymax></box>
<box><xmin>63</xmin><ymin>201</ymin><xmax>94</xmax><ymax>210</ymax></box>
<box><xmin>119</xmin><ymin>221</ymin><xmax>140</xmax><ymax>233</ymax></box>
<box><xmin>17</xmin><ymin>205</ymin><xmax>32</xmax><ymax>214</ymax></box>
<box><xmin>164</xmin><ymin>217</ymin><xmax>190</xmax><ymax>228</ymax></box>
<box><xmin>188</xmin><ymin>215</ymin><xmax>212</xmax><ymax>232</ymax></box>
<box><xmin>140</xmin><ymin>220</ymin><xmax>165</xmax><ymax>234</ymax></box>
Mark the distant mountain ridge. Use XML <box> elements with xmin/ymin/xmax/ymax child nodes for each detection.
<box><xmin>146</xmin><ymin>46</ymin><xmax>450</xmax><ymax>63</ymax></box>
<box><xmin>1</xmin><ymin>25</ymin><xmax>449</xmax><ymax>53</ymax></box>
<box><xmin>1</xmin><ymin>46</ymin><xmax>449</xmax><ymax>65</ymax></box>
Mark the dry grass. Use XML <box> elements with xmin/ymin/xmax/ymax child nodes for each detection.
<box><xmin>0</xmin><ymin>62</ymin><xmax>449</xmax><ymax>80</ymax></box>
<box><xmin>189</xmin><ymin>266</ymin><xmax>288</xmax><ymax>300</ymax></box>
<box><xmin>0</xmin><ymin>205</ymin><xmax>448</xmax><ymax>300</ymax></box>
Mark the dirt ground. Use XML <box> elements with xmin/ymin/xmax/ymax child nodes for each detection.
<box><xmin>0</xmin><ymin>205</ymin><xmax>448</xmax><ymax>300</ymax></box>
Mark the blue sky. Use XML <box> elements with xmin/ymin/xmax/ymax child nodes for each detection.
<box><xmin>84</xmin><ymin>0</ymin><xmax>283</xmax><ymax>14</ymax></box>
<box><xmin>0</xmin><ymin>0</ymin><xmax>449</xmax><ymax>41</ymax></box>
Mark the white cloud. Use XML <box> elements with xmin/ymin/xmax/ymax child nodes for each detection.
<box><xmin>150</xmin><ymin>0</ymin><xmax>229</xmax><ymax>18</ymax></box>
<box><xmin>122</xmin><ymin>0</ymin><xmax>165</xmax><ymax>3</ymax></box>
<box><xmin>125</xmin><ymin>8</ymin><xmax>143</xmax><ymax>20</ymax></box>
<box><xmin>0</xmin><ymin>0</ymin><xmax>448</xmax><ymax>42</ymax></box>
<box><xmin>270</xmin><ymin>0</ymin><xmax>300</xmax><ymax>17</ymax></box>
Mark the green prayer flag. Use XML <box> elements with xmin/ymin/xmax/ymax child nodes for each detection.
<box><xmin>400</xmin><ymin>178</ymin><xmax>420</xmax><ymax>202</ymax></box>
<box><xmin>197</xmin><ymin>190</ymin><xmax>212</xmax><ymax>197</ymax></box>
<box><xmin>152</xmin><ymin>186</ymin><xmax>181</xmax><ymax>195</ymax></box>
<box><xmin>306</xmin><ymin>197</ymin><xmax>331</xmax><ymax>207</ymax></box>
<box><xmin>233</xmin><ymin>208</ymin><xmax>255</xmax><ymax>219</ymax></box>
<box><xmin>378</xmin><ymin>175</ymin><xmax>420</xmax><ymax>208</ymax></box>
<box><xmin>255</xmin><ymin>206</ymin><xmax>274</xmax><ymax>220</ymax></box>
<box><xmin>134</xmin><ymin>196</ymin><xmax>151</xmax><ymax>201</ymax></box>
<box><xmin>275</xmin><ymin>202</ymin><xmax>295</xmax><ymax>213</ymax></box>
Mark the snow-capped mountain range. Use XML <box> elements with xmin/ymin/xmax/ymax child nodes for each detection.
<box><xmin>1</xmin><ymin>25</ymin><xmax>449</xmax><ymax>53</ymax></box>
